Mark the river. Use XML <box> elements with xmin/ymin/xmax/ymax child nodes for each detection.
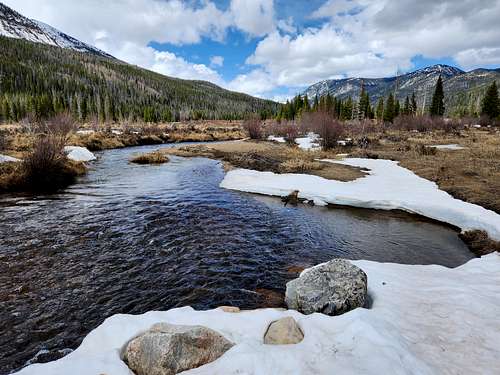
<box><xmin>0</xmin><ymin>143</ymin><xmax>473</xmax><ymax>373</ymax></box>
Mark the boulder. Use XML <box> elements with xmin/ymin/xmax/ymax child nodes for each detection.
<box><xmin>285</xmin><ymin>259</ymin><xmax>367</xmax><ymax>316</ymax></box>
<box><xmin>123</xmin><ymin>323</ymin><xmax>234</xmax><ymax>375</ymax></box>
<box><xmin>264</xmin><ymin>317</ymin><xmax>304</xmax><ymax>345</ymax></box>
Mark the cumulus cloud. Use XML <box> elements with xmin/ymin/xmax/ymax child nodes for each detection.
<box><xmin>230</xmin><ymin>0</ymin><xmax>275</xmax><ymax>37</ymax></box>
<box><xmin>239</xmin><ymin>0</ymin><xmax>500</xmax><ymax>96</ymax></box>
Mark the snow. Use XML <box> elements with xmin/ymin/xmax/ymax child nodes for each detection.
<box><xmin>76</xmin><ymin>130</ymin><xmax>95</xmax><ymax>135</ymax></box>
<box><xmin>267</xmin><ymin>133</ymin><xmax>320</xmax><ymax>150</ymax></box>
<box><xmin>64</xmin><ymin>146</ymin><xmax>96</xmax><ymax>162</ymax></box>
<box><xmin>428</xmin><ymin>144</ymin><xmax>466</xmax><ymax>150</ymax></box>
<box><xmin>220</xmin><ymin>158</ymin><xmax>500</xmax><ymax>240</ymax></box>
<box><xmin>15</xmin><ymin>253</ymin><xmax>500</xmax><ymax>375</ymax></box>
<box><xmin>0</xmin><ymin>154</ymin><xmax>20</xmax><ymax>163</ymax></box>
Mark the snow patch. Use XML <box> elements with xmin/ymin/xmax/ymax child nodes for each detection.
<box><xmin>428</xmin><ymin>144</ymin><xmax>466</xmax><ymax>150</ymax></box>
<box><xmin>221</xmin><ymin>158</ymin><xmax>500</xmax><ymax>240</ymax></box>
<box><xmin>15</xmin><ymin>254</ymin><xmax>500</xmax><ymax>375</ymax></box>
<box><xmin>64</xmin><ymin>146</ymin><xmax>96</xmax><ymax>162</ymax></box>
<box><xmin>0</xmin><ymin>154</ymin><xmax>21</xmax><ymax>163</ymax></box>
<box><xmin>267</xmin><ymin>133</ymin><xmax>320</xmax><ymax>150</ymax></box>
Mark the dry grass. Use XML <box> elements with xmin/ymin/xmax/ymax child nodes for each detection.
<box><xmin>347</xmin><ymin>129</ymin><xmax>500</xmax><ymax>213</ymax></box>
<box><xmin>459</xmin><ymin>230</ymin><xmax>500</xmax><ymax>256</ymax></box>
<box><xmin>163</xmin><ymin>140</ymin><xmax>365</xmax><ymax>181</ymax></box>
<box><xmin>130</xmin><ymin>151</ymin><xmax>169</xmax><ymax>165</ymax></box>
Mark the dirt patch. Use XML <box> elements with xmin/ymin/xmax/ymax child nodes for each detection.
<box><xmin>163</xmin><ymin>140</ymin><xmax>365</xmax><ymax>182</ymax></box>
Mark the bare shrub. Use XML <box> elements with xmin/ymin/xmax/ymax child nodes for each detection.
<box><xmin>307</xmin><ymin>111</ymin><xmax>345</xmax><ymax>150</ymax></box>
<box><xmin>243</xmin><ymin>117</ymin><xmax>262</xmax><ymax>139</ymax></box>
<box><xmin>43</xmin><ymin>112</ymin><xmax>77</xmax><ymax>136</ymax></box>
<box><xmin>21</xmin><ymin>114</ymin><xmax>82</xmax><ymax>191</ymax></box>
<box><xmin>282</xmin><ymin>120</ymin><xmax>299</xmax><ymax>145</ymax></box>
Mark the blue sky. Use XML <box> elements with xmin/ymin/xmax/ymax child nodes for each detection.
<box><xmin>6</xmin><ymin>0</ymin><xmax>500</xmax><ymax>101</ymax></box>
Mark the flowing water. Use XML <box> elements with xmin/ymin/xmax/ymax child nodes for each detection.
<box><xmin>0</xmin><ymin>143</ymin><xmax>473</xmax><ymax>373</ymax></box>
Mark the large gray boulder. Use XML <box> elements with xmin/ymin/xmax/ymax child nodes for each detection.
<box><xmin>123</xmin><ymin>323</ymin><xmax>234</xmax><ymax>375</ymax></box>
<box><xmin>285</xmin><ymin>259</ymin><xmax>367</xmax><ymax>316</ymax></box>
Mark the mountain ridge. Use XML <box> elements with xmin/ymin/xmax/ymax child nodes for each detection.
<box><xmin>304</xmin><ymin>64</ymin><xmax>500</xmax><ymax>116</ymax></box>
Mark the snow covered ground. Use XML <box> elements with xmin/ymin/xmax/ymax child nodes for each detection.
<box><xmin>64</xmin><ymin>146</ymin><xmax>96</xmax><ymax>162</ymax></box>
<box><xmin>428</xmin><ymin>144</ymin><xmax>466</xmax><ymax>150</ymax></box>
<box><xmin>0</xmin><ymin>154</ymin><xmax>20</xmax><ymax>163</ymax></box>
<box><xmin>221</xmin><ymin>158</ymin><xmax>500</xmax><ymax>241</ymax></box>
<box><xmin>15</xmin><ymin>253</ymin><xmax>500</xmax><ymax>375</ymax></box>
<box><xmin>267</xmin><ymin>133</ymin><xmax>320</xmax><ymax>150</ymax></box>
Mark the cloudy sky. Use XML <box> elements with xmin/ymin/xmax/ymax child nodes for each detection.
<box><xmin>5</xmin><ymin>0</ymin><xmax>500</xmax><ymax>101</ymax></box>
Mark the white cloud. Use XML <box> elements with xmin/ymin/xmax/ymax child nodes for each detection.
<box><xmin>210</xmin><ymin>55</ymin><xmax>224</xmax><ymax>68</ymax></box>
<box><xmin>115</xmin><ymin>42</ymin><xmax>224</xmax><ymax>84</ymax></box>
<box><xmin>455</xmin><ymin>48</ymin><xmax>500</xmax><ymax>70</ymax></box>
<box><xmin>238</xmin><ymin>0</ymin><xmax>500</xmax><ymax>96</ymax></box>
<box><xmin>229</xmin><ymin>0</ymin><xmax>275</xmax><ymax>37</ymax></box>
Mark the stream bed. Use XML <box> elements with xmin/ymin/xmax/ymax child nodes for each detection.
<box><xmin>0</xmin><ymin>143</ymin><xmax>473</xmax><ymax>373</ymax></box>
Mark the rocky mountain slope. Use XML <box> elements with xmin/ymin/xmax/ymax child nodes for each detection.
<box><xmin>304</xmin><ymin>64</ymin><xmax>500</xmax><ymax>116</ymax></box>
<box><xmin>0</xmin><ymin>2</ymin><xmax>111</xmax><ymax>58</ymax></box>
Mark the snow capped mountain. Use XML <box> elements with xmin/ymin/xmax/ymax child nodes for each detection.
<box><xmin>0</xmin><ymin>2</ymin><xmax>111</xmax><ymax>58</ymax></box>
<box><xmin>303</xmin><ymin>64</ymin><xmax>500</xmax><ymax>114</ymax></box>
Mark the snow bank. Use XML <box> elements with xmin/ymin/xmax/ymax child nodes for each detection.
<box><xmin>267</xmin><ymin>133</ymin><xmax>320</xmax><ymax>150</ymax></box>
<box><xmin>0</xmin><ymin>154</ymin><xmax>21</xmax><ymax>163</ymax></box>
<box><xmin>221</xmin><ymin>158</ymin><xmax>500</xmax><ymax>240</ymax></box>
<box><xmin>64</xmin><ymin>146</ymin><xmax>96</xmax><ymax>162</ymax></box>
<box><xmin>15</xmin><ymin>253</ymin><xmax>500</xmax><ymax>375</ymax></box>
<box><xmin>428</xmin><ymin>144</ymin><xmax>466</xmax><ymax>150</ymax></box>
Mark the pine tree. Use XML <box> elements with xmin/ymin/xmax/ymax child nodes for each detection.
<box><xmin>358</xmin><ymin>84</ymin><xmax>370</xmax><ymax>119</ymax></box>
<box><xmin>481</xmin><ymin>81</ymin><xmax>500</xmax><ymax>119</ymax></box>
<box><xmin>383</xmin><ymin>94</ymin><xmax>395</xmax><ymax>123</ymax></box>
<box><xmin>394</xmin><ymin>100</ymin><xmax>400</xmax><ymax>118</ymax></box>
<box><xmin>410</xmin><ymin>93</ymin><xmax>417</xmax><ymax>116</ymax></box>
<box><xmin>430</xmin><ymin>75</ymin><xmax>445</xmax><ymax>116</ymax></box>
<box><xmin>403</xmin><ymin>96</ymin><xmax>410</xmax><ymax>115</ymax></box>
<box><xmin>375</xmin><ymin>98</ymin><xmax>384</xmax><ymax>121</ymax></box>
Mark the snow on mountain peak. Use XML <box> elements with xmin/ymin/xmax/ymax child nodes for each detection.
<box><xmin>0</xmin><ymin>2</ymin><xmax>111</xmax><ymax>58</ymax></box>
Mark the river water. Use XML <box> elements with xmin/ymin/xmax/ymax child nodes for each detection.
<box><xmin>0</xmin><ymin>143</ymin><xmax>473</xmax><ymax>373</ymax></box>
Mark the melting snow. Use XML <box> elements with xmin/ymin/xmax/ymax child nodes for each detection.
<box><xmin>14</xmin><ymin>253</ymin><xmax>500</xmax><ymax>375</ymax></box>
<box><xmin>0</xmin><ymin>154</ymin><xmax>20</xmax><ymax>163</ymax></box>
<box><xmin>428</xmin><ymin>144</ymin><xmax>466</xmax><ymax>150</ymax></box>
<box><xmin>267</xmin><ymin>133</ymin><xmax>320</xmax><ymax>150</ymax></box>
<box><xmin>220</xmin><ymin>158</ymin><xmax>500</xmax><ymax>240</ymax></box>
<box><xmin>64</xmin><ymin>146</ymin><xmax>96</xmax><ymax>162</ymax></box>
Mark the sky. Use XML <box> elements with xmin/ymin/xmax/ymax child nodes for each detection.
<box><xmin>4</xmin><ymin>0</ymin><xmax>500</xmax><ymax>101</ymax></box>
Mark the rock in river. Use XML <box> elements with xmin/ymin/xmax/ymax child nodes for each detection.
<box><xmin>123</xmin><ymin>322</ymin><xmax>234</xmax><ymax>375</ymax></box>
<box><xmin>285</xmin><ymin>259</ymin><xmax>367</xmax><ymax>316</ymax></box>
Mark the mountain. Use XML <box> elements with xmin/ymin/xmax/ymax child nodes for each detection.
<box><xmin>0</xmin><ymin>3</ymin><xmax>277</xmax><ymax>123</ymax></box>
<box><xmin>304</xmin><ymin>64</ymin><xmax>500</xmax><ymax>116</ymax></box>
<box><xmin>0</xmin><ymin>2</ymin><xmax>111</xmax><ymax>58</ymax></box>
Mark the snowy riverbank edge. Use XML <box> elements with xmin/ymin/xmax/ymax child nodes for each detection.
<box><xmin>15</xmin><ymin>253</ymin><xmax>500</xmax><ymax>375</ymax></box>
<box><xmin>221</xmin><ymin>157</ymin><xmax>500</xmax><ymax>241</ymax></box>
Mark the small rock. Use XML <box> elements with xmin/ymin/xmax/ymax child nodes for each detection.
<box><xmin>123</xmin><ymin>323</ymin><xmax>234</xmax><ymax>375</ymax></box>
<box><xmin>219</xmin><ymin>306</ymin><xmax>240</xmax><ymax>313</ymax></box>
<box><xmin>285</xmin><ymin>259</ymin><xmax>367</xmax><ymax>316</ymax></box>
<box><xmin>264</xmin><ymin>317</ymin><xmax>304</xmax><ymax>345</ymax></box>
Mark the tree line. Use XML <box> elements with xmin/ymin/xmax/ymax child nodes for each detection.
<box><xmin>278</xmin><ymin>76</ymin><xmax>500</xmax><ymax>123</ymax></box>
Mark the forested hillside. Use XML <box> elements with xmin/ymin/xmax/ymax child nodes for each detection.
<box><xmin>0</xmin><ymin>36</ymin><xmax>278</xmax><ymax>123</ymax></box>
